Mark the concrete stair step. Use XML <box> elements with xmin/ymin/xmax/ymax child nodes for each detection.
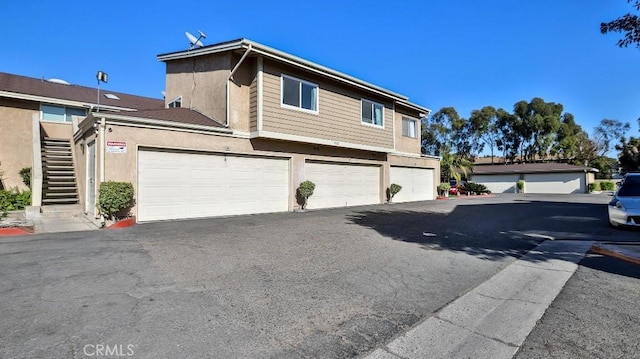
<box><xmin>39</xmin><ymin>203</ymin><xmax>82</xmax><ymax>217</ymax></box>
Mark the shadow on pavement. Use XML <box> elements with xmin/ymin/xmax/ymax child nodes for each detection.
<box><xmin>346</xmin><ymin>200</ymin><xmax>612</xmax><ymax>263</ymax></box>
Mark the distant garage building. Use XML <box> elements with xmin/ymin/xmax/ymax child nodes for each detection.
<box><xmin>469</xmin><ymin>163</ymin><xmax>598</xmax><ymax>194</ymax></box>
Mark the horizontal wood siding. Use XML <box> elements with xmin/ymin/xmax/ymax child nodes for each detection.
<box><xmin>249</xmin><ymin>73</ymin><xmax>257</xmax><ymax>132</ymax></box>
<box><xmin>261</xmin><ymin>61</ymin><xmax>394</xmax><ymax>150</ymax></box>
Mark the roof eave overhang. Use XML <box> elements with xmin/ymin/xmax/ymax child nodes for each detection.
<box><xmin>0</xmin><ymin>90</ymin><xmax>138</xmax><ymax>112</ymax></box>
<box><xmin>472</xmin><ymin>168</ymin><xmax>598</xmax><ymax>175</ymax></box>
<box><xmin>157</xmin><ymin>39</ymin><xmax>421</xmax><ymax>104</ymax></box>
<box><xmin>86</xmin><ymin>112</ymin><xmax>233</xmax><ymax>134</ymax></box>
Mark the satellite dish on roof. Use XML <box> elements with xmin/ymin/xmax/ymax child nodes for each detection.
<box><xmin>47</xmin><ymin>78</ymin><xmax>70</xmax><ymax>85</ymax></box>
<box><xmin>185</xmin><ymin>30</ymin><xmax>206</xmax><ymax>49</ymax></box>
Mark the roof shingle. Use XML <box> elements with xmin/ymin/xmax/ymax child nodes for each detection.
<box><xmin>0</xmin><ymin>72</ymin><xmax>164</xmax><ymax>110</ymax></box>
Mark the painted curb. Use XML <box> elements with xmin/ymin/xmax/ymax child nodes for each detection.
<box><xmin>592</xmin><ymin>243</ymin><xmax>640</xmax><ymax>266</ymax></box>
<box><xmin>0</xmin><ymin>227</ymin><xmax>32</xmax><ymax>236</ymax></box>
<box><xmin>106</xmin><ymin>217</ymin><xmax>136</xmax><ymax>230</ymax></box>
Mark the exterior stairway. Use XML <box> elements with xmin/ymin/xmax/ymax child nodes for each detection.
<box><xmin>41</xmin><ymin>138</ymin><xmax>79</xmax><ymax>205</ymax></box>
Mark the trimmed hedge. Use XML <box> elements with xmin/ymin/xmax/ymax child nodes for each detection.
<box><xmin>588</xmin><ymin>183</ymin><xmax>596</xmax><ymax>192</ymax></box>
<box><xmin>98</xmin><ymin>181</ymin><xmax>134</xmax><ymax>220</ymax></box>
<box><xmin>599</xmin><ymin>181</ymin><xmax>615</xmax><ymax>191</ymax></box>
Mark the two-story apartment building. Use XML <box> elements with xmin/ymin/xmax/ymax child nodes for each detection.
<box><xmin>17</xmin><ymin>38</ymin><xmax>438</xmax><ymax>223</ymax></box>
<box><xmin>72</xmin><ymin>39</ymin><xmax>440</xmax><ymax>222</ymax></box>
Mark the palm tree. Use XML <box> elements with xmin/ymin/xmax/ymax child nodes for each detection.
<box><xmin>441</xmin><ymin>152</ymin><xmax>473</xmax><ymax>186</ymax></box>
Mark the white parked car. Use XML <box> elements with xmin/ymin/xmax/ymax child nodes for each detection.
<box><xmin>608</xmin><ymin>172</ymin><xmax>640</xmax><ymax>227</ymax></box>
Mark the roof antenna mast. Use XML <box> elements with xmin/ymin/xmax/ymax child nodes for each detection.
<box><xmin>96</xmin><ymin>71</ymin><xmax>108</xmax><ymax>112</ymax></box>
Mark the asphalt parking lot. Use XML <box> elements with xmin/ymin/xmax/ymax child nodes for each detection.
<box><xmin>0</xmin><ymin>194</ymin><xmax>636</xmax><ymax>358</ymax></box>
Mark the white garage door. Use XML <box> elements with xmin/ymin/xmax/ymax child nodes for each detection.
<box><xmin>471</xmin><ymin>174</ymin><xmax>520</xmax><ymax>193</ymax></box>
<box><xmin>138</xmin><ymin>150</ymin><xmax>289</xmax><ymax>222</ymax></box>
<box><xmin>524</xmin><ymin>173</ymin><xmax>585</xmax><ymax>194</ymax></box>
<box><xmin>304</xmin><ymin>161</ymin><xmax>380</xmax><ymax>209</ymax></box>
<box><xmin>390</xmin><ymin>166</ymin><xmax>434</xmax><ymax>203</ymax></box>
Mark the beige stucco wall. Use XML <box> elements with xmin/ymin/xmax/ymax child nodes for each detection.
<box><xmin>0</xmin><ymin>98</ymin><xmax>36</xmax><ymax>190</ymax></box>
<box><xmin>41</xmin><ymin>121</ymin><xmax>74</xmax><ymax>139</ymax></box>
<box><xmin>164</xmin><ymin>53</ymin><xmax>231</xmax><ymax>122</ymax></box>
<box><xmin>261</xmin><ymin>60</ymin><xmax>394</xmax><ymax>150</ymax></box>
<box><xmin>93</xmin><ymin>122</ymin><xmax>400</xmax><ymax>216</ymax></box>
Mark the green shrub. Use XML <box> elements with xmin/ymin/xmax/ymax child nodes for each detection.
<box><xmin>464</xmin><ymin>182</ymin><xmax>491</xmax><ymax>194</ymax></box>
<box><xmin>437</xmin><ymin>183</ymin><xmax>450</xmax><ymax>196</ymax></box>
<box><xmin>297</xmin><ymin>180</ymin><xmax>315</xmax><ymax>209</ymax></box>
<box><xmin>0</xmin><ymin>189</ymin><xmax>31</xmax><ymax>216</ymax></box>
<box><xmin>588</xmin><ymin>183</ymin><xmax>596</xmax><ymax>192</ymax></box>
<box><xmin>98</xmin><ymin>181</ymin><xmax>134</xmax><ymax>220</ymax></box>
<box><xmin>600</xmin><ymin>181</ymin><xmax>615</xmax><ymax>191</ymax></box>
<box><xmin>388</xmin><ymin>183</ymin><xmax>402</xmax><ymax>202</ymax></box>
<box><xmin>19</xmin><ymin>167</ymin><xmax>31</xmax><ymax>187</ymax></box>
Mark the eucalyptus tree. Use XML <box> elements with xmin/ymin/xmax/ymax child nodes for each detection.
<box><xmin>601</xmin><ymin>0</ymin><xmax>640</xmax><ymax>48</ymax></box>
<box><xmin>512</xmin><ymin>98</ymin><xmax>563</xmax><ymax>162</ymax></box>
<box><xmin>553</xmin><ymin>113</ymin><xmax>584</xmax><ymax>160</ymax></box>
<box><xmin>469</xmin><ymin>106</ymin><xmax>501</xmax><ymax>163</ymax></box>
<box><xmin>594</xmin><ymin>119</ymin><xmax>631</xmax><ymax>156</ymax></box>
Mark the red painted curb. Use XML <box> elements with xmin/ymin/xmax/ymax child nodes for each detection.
<box><xmin>0</xmin><ymin>227</ymin><xmax>31</xmax><ymax>236</ymax></box>
<box><xmin>106</xmin><ymin>217</ymin><xmax>136</xmax><ymax>229</ymax></box>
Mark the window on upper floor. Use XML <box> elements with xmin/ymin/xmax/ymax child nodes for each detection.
<box><xmin>168</xmin><ymin>96</ymin><xmax>182</xmax><ymax>108</ymax></box>
<box><xmin>281</xmin><ymin>75</ymin><xmax>318</xmax><ymax>113</ymax></box>
<box><xmin>41</xmin><ymin>104</ymin><xmax>87</xmax><ymax>123</ymax></box>
<box><xmin>361</xmin><ymin>99</ymin><xmax>384</xmax><ymax>127</ymax></box>
<box><xmin>402</xmin><ymin>117</ymin><xmax>417</xmax><ymax>138</ymax></box>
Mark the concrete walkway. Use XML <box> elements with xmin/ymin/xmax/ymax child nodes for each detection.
<box><xmin>367</xmin><ymin>240</ymin><xmax>593</xmax><ymax>359</ymax></box>
<box><xmin>31</xmin><ymin>215</ymin><xmax>99</xmax><ymax>233</ymax></box>
<box><xmin>0</xmin><ymin>209</ymin><xmax>100</xmax><ymax>235</ymax></box>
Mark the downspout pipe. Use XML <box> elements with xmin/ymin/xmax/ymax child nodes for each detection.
<box><xmin>99</xmin><ymin>117</ymin><xmax>106</xmax><ymax>226</ymax></box>
<box><xmin>225</xmin><ymin>44</ymin><xmax>253</xmax><ymax>127</ymax></box>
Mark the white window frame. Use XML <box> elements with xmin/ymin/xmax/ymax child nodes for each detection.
<box><xmin>40</xmin><ymin>104</ymin><xmax>86</xmax><ymax>123</ymax></box>
<box><xmin>280</xmin><ymin>74</ymin><xmax>319</xmax><ymax>114</ymax></box>
<box><xmin>361</xmin><ymin>99</ymin><xmax>385</xmax><ymax>128</ymax></box>
<box><xmin>168</xmin><ymin>96</ymin><xmax>182</xmax><ymax>108</ymax></box>
<box><xmin>402</xmin><ymin>117</ymin><xmax>418</xmax><ymax>138</ymax></box>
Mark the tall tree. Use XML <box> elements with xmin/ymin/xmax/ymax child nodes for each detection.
<box><xmin>496</xmin><ymin>109</ymin><xmax>521</xmax><ymax>162</ymax></box>
<box><xmin>594</xmin><ymin>119</ymin><xmax>631</xmax><ymax>155</ymax></box>
<box><xmin>616</xmin><ymin>136</ymin><xmax>640</xmax><ymax>173</ymax></box>
<box><xmin>469</xmin><ymin>106</ymin><xmax>501</xmax><ymax>163</ymax></box>
<box><xmin>553</xmin><ymin>113</ymin><xmax>584</xmax><ymax>160</ymax></box>
<box><xmin>422</xmin><ymin>107</ymin><xmax>475</xmax><ymax>183</ymax></box>
<box><xmin>601</xmin><ymin>0</ymin><xmax>640</xmax><ymax>47</ymax></box>
<box><xmin>512</xmin><ymin>98</ymin><xmax>563</xmax><ymax>162</ymax></box>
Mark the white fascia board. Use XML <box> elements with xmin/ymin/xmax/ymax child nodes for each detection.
<box><xmin>157</xmin><ymin>39</ymin><xmax>416</xmax><ymax>103</ymax></box>
<box><xmin>156</xmin><ymin>40</ymin><xmax>245</xmax><ymax>61</ymax></box>
<box><xmin>250</xmin><ymin>130</ymin><xmax>393</xmax><ymax>153</ymax></box>
<box><xmin>396</xmin><ymin>100</ymin><xmax>432</xmax><ymax>115</ymax></box>
<box><xmin>96</xmin><ymin>112</ymin><xmax>234</xmax><ymax>134</ymax></box>
<box><xmin>0</xmin><ymin>90</ymin><xmax>137</xmax><ymax>112</ymax></box>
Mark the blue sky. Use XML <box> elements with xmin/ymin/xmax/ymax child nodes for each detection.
<box><xmin>2</xmin><ymin>0</ymin><xmax>640</xmax><ymax>143</ymax></box>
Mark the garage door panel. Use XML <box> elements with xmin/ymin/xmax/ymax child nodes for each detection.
<box><xmin>138</xmin><ymin>150</ymin><xmax>289</xmax><ymax>222</ymax></box>
<box><xmin>305</xmin><ymin>162</ymin><xmax>380</xmax><ymax>209</ymax></box>
<box><xmin>524</xmin><ymin>173</ymin><xmax>584</xmax><ymax>194</ymax></box>
<box><xmin>390</xmin><ymin>167</ymin><xmax>434</xmax><ymax>203</ymax></box>
<box><xmin>471</xmin><ymin>174</ymin><xmax>520</xmax><ymax>193</ymax></box>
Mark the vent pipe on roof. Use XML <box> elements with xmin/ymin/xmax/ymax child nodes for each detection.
<box><xmin>225</xmin><ymin>44</ymin><xmax>253</xmax><ymax>127</ymax></box>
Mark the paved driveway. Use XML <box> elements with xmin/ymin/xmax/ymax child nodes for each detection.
<box><xmin>0</xmin><ymin>194</ymin><xmax>624</xmax><ymax>358</ymax></box>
